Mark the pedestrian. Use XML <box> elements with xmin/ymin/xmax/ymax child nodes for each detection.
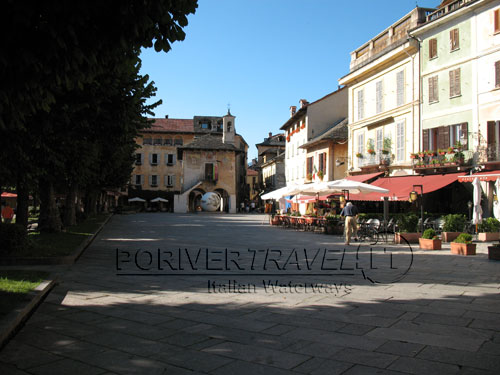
<box><xmin>250</xmin><ymin>201</ymin><xmax>255</xmax><ymax>212</ymax></box>
<box><xmin>340</xmin><ymin>201</ymin><xmax>359</xmax><ymax>245</ymax></box>
<box><xmin>1</xmin><ymin>201</ymin><xmax>15</xmax><ymax>224</ymax></box>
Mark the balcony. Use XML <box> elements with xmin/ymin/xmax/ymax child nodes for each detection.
<box><xmin>426</xmin><ymin>0</ymin><xmax>473</xmax><ymax>22</ymax></box>
<box><xmin>411</xmin><ymin>149</ymin><xmax>472</xmax><ymax>172</ymax></box>
<box><xmin>357</xmin><ymin>153</ymin><xmax>392</xmax><ymax>169</ymax></box>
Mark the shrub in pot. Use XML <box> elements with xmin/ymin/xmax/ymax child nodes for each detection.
<box><xmin>477</xmin><ymin>217</ymin><xmax>500</xmax><ymax>242</ymax></box>
<box><xmin>450</xmin><ymin>233</ymin><xmax>476</xmax><ymax>256</ymax></box>
<box><xmin>487</xmin><ymin>241</ymin><xmax>500</xmax><ymax>260</ymax></box>
<box><xmin>395</xmin><ymin>213</ymin><xmax>420</xmax><ymax>244</ymax></box>
<box><xmin>419</xmin><ymin>228</ymin><xmax>442</xmax><ymax>250</ymax></box>
<box><xmin>442</xmin><ymin>214</ymin><xmax>466</xmax><ymax>242</ymax></box>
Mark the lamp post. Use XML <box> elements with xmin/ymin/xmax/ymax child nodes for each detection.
<box><xmin>409</xmin><ymin>184</ymin><xmax>424</xmax><ymax>233</ymax></box>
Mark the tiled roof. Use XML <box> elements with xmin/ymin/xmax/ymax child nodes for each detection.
<box><xmin>256</xmin><ymin>134</ymin><xmax>286</xmax><ymax>146</ymax></box>
<box><xmin>144</xmin><ymin>118</ymin><xmax>194</xmax><ymax>133</ymax></box>
<box><xmin>246</xmin><ymin>169</ymin><xmax>258</xmax><ymax>176</ymax></box>
<box><xmin>299</xmin><ymin>118</ymin><xmax>348</xmax><ymax>149</ymax></box>
<box><xmin>180</xmin><ymin>134</ymin><xmax>240</xmax><ymax>152</ymax></box>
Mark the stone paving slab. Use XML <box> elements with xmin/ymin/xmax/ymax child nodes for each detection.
<box><xmin>0</xmin><ymin>213</ymin><xmax>499</xmax><ymax>374</ymax></box>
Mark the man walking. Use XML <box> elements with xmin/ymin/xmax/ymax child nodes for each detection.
<box><xmin>1</xmin><ymin>202</ymin><xmax>15</xmax><ymax>224</ymax></box>
<box><xmin>340</xmin><ymin>201</ymin><xmax>358</xmax><ymax>245</ymax></box>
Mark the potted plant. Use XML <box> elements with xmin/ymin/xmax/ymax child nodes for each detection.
<box><xmin>451</xmin><ymin>233</ymin><xmax>476</xmax><ymax>256</ymax></box>
<box><xmin>437</xmin><ymin>148</ymin><xmax>446</xmax><ymax>156</ymax></box>
<box><xmin>395</xmin><ymin>213</ymin><xmax>420</xmax><ymax>244</ymax></box>
<box><xmin>356</xmin><ymin>152</ymin><xmax>363</xmax><ymax>158</ymax></box>
<box><xmin>447</xmin><ymin>147</ymin><xmax>454</xmax><ymax>154</ymax></box>
<box><xmin>442</xmin><ymin>214</ymin><xmax>466</xmax><ymax>242</ymax></box>
<box><xmin>366</xmin><ymin>139</ymin><xmax>376</xmax><ymax>155</ymax></box>
<box><xmin>410</xmin><ymin>153</ymin><xmax>418</xmax><ymax>159</ymax></box>
<box><xmin>306</xmin><ymin>173</ymin><xmax>313</xmax><ymax>181</ymax></box>
<box><xmin>418</xmin><ymin>151</ymin><xmax>425</xmax><ymax>158</ymax></box>
<box><xmin>426</xmin><ymin>150</ymin><xmax>436</xmax><ymax>157</ymax></box>
<box><xmin>419</xmin><ymin>228</ymin><xmax>442</xmax><ymax>250</ymax></box>
<box><xmin>477</xmin><ymin>217</ymin><xmax>500</xmax><ymax>242</ymax></box>
<box><xmin>382</xmin><ymin>137</ymin><xmax>392</xmax><ymax>155</ymax></box>
<box><xmin>487</xmin><ymin>241</ymin><xmax>500</xmax><ymax>260</ymax></box>
<box><xmin>317</xmin><ymin>170</ymin><xmax>324</xmax><ymax>181</ymax></box>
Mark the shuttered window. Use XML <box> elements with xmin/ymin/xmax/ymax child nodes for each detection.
<box><xmin>429</xmin><ymin>76</ymin><xmax>439</xmax><ymax>103</ymax></box>
<box><xmin>357</xmin><ymin>89</ymin><xmax>364</xmax><ymax>120</ymax></box>
<box><xmin>429</xmin><ymin>38</ymin><xmax>437</xmax><ymax>59</ymax></box>
<box><xmin>376</xmin><ymin>81</ymin><xmax>383</xmax><ymax>114</ymax></box>
<box><xmin>450</xmin><ymin>29</ymin><xmax>459</xmax><ymax>51</ymax></box>
<box><xmin>396</xmin><ymin>70</ymin><xmax>405</xmax><ymax>107</ymax></box>
<box><xmin>318</xmin><ymin>153</ymin><xmax>326</xmax><ymax>174</ymax></box>
<box><xmin>150</xmin><ymin>175</ymin><xmax>158</xmax><ymax>187</ymax></box>
<box><xmin>150</xmin><ymin>153</ymin><xmax>159</xmax><ymax>165</ymax></box>
<box><xmin>134</xmin><ymin>175</ymin><xmax>143</xmax><ymax>186</ymax></box>
<box><xmin>495</xmin><ymin>61</ymin><xmax>500</xmax><ymax>88</ymax></box>
<box><xmin>306</xmin><ymin>156</ymin><xmax>313</xmax><ymax>177</ymax></box>
<box><xmin>166</xmin><ymin>153</ymin><xmax>176</xmax><ymax>165</ymax></box>
<box><xmin>357</xmin><ymin>133</ymin><xmax>364</xmax><ymax>156</ymax></box>
<box><xmin>376</xmin><ymin>128</ymin><xmax>383</xmax><ymax>155</ymax></box>
<box><xmin>422</xmin><ymin>124</ymin><xmax>468</xmax><ymax>151</ymax></box>
<box><xmin>135</xmin><ymin>153</ymin><xmax>143</xmax><ymax>165</ymax></box>
<box><xmin>165</xmin><ymin>175</ymin><xmax>175</xmax><ymax>187</ymax></box>
<box><xmin>396</xmin><ymin>121</ymin><xmax>405</xmax><ymax>161</ymax></box>
<box><xmin>449</xmin><ymin>68</ymin><xmax>461</xmax><ymax>97</ymax></box>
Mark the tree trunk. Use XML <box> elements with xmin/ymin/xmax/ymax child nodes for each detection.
<box><xmin>16</xmin><ymin>176</ymin><xmax>29</xmax><ymax>230</ymax></box>
<box><xmin>39</xmin><ymin>180</ymin><xmax>62</xmax><ymax>232</ymax></box>
<box><xmin>63</xmin><ymin>184</ymin><xmax>78</xmax><ymax>227</ymax></box>
<box><xmin>85</xmin><ymin>189</ymin><xmax>98</xmax><ymax>215</ymax></box>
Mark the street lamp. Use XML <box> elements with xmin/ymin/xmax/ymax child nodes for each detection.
<box><xmin>409</xmin><ymin>184</ymin><xmax>424</xmax><ymax>233</ymax></box>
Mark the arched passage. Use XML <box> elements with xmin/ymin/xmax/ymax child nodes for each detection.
<box><xmin>188</xmin><ymin>188</ymin><xmax>205</xmax><ymax>212</ymax></box>
<box><xmin>214</xmin><ymin>188</ymin><xmax>230</xmax><ymax>213</ymax></box>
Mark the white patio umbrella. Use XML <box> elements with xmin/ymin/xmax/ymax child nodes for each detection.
<box><xmin>261</xmin><ymin>184</ymin><xmax>303</xmax><ymax>200</ymax></box>
<box><xmin>472</xmin><ymin>177</ymin><xmax>483</xmax><ymax>228</ymax></box>
<box><xmin>128</xmin><ymin>197</ymin><xmax>146</xmax><ymax>203</ymax></box>
<box><xmin>297</xmin><ymin>179</ymin><xmax>389</xmax><ymax>196</ymax></box>
<box><xmin>150</xmin><ymin>197</ymin><xmax>168</xmax><ymax>203</ymax></box>
<box><xmin>494</xmin><ymin>177</ymin><xmax>500</xmax><ymax>219</ymax></box>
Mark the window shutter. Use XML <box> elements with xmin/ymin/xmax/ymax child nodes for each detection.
<box><xmin>149</xmin><ymin>153</ymin><xmax>152</xmax><ymax>165</ymax></box>
<box><xmin>495</xmin><ymin>61</ymin><xmax>500</xmax><ymax>88</ymax></box>
<box><xmin>495</xmin><ymin>9</ymin><xmax>500</xmax><ymax>33</ymax></box>
<box><xmin>323</xmin><ymin>153</ymin><xmax>327</xmax><ymax>173</ymax></box>
<box><xmin>450</xmin><ymin>29</ymin><xmax>459</xmax><ymax>50</ymax></box>
<box><xmin>396</xmin><ymin>70</ymin><xmax>404</xmax><ymax>106</ymax></box>
<box><xmin>441</xmin><ymin>126</ymin><xmax>450</xmax><ymax>148</ymax></box>
<box><xmin>173</xmin><ymin>154</ymin><xmax>176</xmax><ymax>165</ymax></box>
<box><xmin>376</xmin><ymin>81</ymin><xmax>383</xmax><ymax>113</ymax></box>
<box><xmin>429</xmin><ymin>38</ymin><xmax>437</xmax><ymax>59</ymax></box>
<box><xmin>357</xmin><ymin>90</ymin><xmax>364</xmax><ymax>120</ymax></box>
<box><xmin>148</xmin><ymin>175</ymin><xmax>152</xmax><ymax>186</ymax></box>
<box><xmin>428</xmin><ymin>77</ymin><xmax>434</xmax><ymax>102</ymax></box>
<box><xmin>461</xmin><ymin>123</ymin><xmax>468</xmax><ymax>150</ymax></box>
<box><xmin>423</xmin><ymin>129</ymin><xmax>429</xmax><ymax>151</ymax></box>
<box><xmin>487</xmin><ymin>121</ymin><xmax>496</xmax><ymax>145</ymax></box>
<box><xmin>140</xmin><ymin>175</ymin><xmax>144</xmax><ymax>185</ymax></box>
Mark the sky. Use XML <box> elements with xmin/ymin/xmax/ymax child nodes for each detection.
<box><xmin>139</xmin><ymin>0</ymin><xmax>439</xmax><ymax>161</ymax></box>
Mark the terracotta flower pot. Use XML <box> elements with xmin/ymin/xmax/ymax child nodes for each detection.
<box><xmin>487</xmin><ymin>246</ymin><xmax>500</xmax><ymax>260</ymax></box>
<box><xmin>477</xmin><ymin>232</ymin><xmax>500</xmax><ymax>242</ymax></box>
<box><xmin>419</xmin><ymin>238</ymin><xmax>442</xmax><ymax>250</ymax></box>
<box><xmin>395</xmin><ymin>232</ymin><xmax>420</xmax><ymax>244</ymax></box>
<box><xmin>442</xmin><ymin>232</ymin><xmax>461</xmax><ymax>242</ymax></box>
<box><xmin>450</xmin><ymin>242</ymin><xmax>476</xmax><ymax>256</ymax></box>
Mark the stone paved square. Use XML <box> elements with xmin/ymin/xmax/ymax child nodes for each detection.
<box><xmin>1</xmin><ymin>213</ymin><xmax>499</xmax><ymax>374</ymax></box>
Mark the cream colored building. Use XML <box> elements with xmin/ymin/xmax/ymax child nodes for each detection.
<box><xmin>281</xmin><ymin>88</ymin><xmax>347</xmax><ymax>187</ymax></box>
<box><xmin>339</xmin><ymin>7</ymin><xmax>434</xmax><ymax>176</ymax></box>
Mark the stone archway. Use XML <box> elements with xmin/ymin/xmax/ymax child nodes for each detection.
<box><xmin>188</xmin><ymin>188</ymin><xmax>205</xmax><ymax>212</ymax></box>
<box><xmin>214</xmin><ymin>188</ymin><xmax>230</xmax><ymax>213</ymax></box>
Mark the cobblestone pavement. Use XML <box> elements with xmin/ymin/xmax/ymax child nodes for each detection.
<box><xmin>1</xmin><ymin>213</ymin><xmax>499</xmax><ymax>374</ymax></box>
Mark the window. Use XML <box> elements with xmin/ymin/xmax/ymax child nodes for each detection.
<box><xmin>150</xmin><ymin>175</ymin><xmax>158</xmax><ymax>187</ymax></box>
<box><xmin>216</xmin><ymin>121</ymin><xmax>223</xmax><ymax>132</ymax></box>
<box><xmin>396</xmin><ymin>70</ymin><xmax>405</xmax><ymax>107</ymax></box>
<box><xmin>357</xmin><ymin>132</ymin><xmax>365</xmax><ymax>156</ymax></box>
<box><xmin>495</xmin><ymin>9</ymin><xmax>500</xmax><ymax>33</ymax></box>
<box><xmin>153</xmin><ymin>138</ymin><xmax>162</xmax><ymax>145</ymax></box>
<box><xmin>134</xmin><ymin>175</ymin><xmax>143</xmax><ymax>186</ymax></box>
<box><xmin>357</xmin><ymin>89</ymin><xmax>364</xmax><ymax>120</ymax></box>
<box><xmin>429</xmin><ymin>76</ymin><xmax>439</xmax><ymax>103</ymax></box>
<box><xmin>306</xmin><ymin>156</ymin><xmax>313</xmax><ymax>177</ymax></box>
<box><xmin>449</xmin><ymin>68</ymin><xmax>461</xmax><ymax>97</ymax></box>
<box><xmin>166</xmin><ymin>175</ymin><xmax>175</xmax><ymax>187</ymax></box>
<box><xmin>376</xmin><ymin>81</ymin><xmax>383</xmax><ymax>114</ymax></box>
<box><xmin>450</xmin><ymin>28</ymin><xmax>459</xmax><ymax>51</ymax></box>
<box><xmin>429</xmin><ymin>38</ymin><xmax>437</xmax><ymax>59</ymax></box>
<box><xmin>143</xmin><ymin>137</ymin><xmax>152</xmax><ymax>145</ymax></box>
<box><xmin>174</xmin><ymin>138</ymin><xmax>183</xmax><ymax>146</ymax></box>
<box><xmin>200</xmin><ymin>121</ymin><xmax>211</xmax><ymax>130</ymax></box>
<box><xmin>376</xmin><ymin>128</ymin><xmax>383</xmax><ymax>155</ymax></box>
<box><xmin>149</xmin><ymin>153</ymin><xmax>159</xmax><ymax>165</ymax></box>
<box><xmin>164</xmin><ymin>138</ymin><xmax>172</xmax><ymax>146</ymax></box>
<box><xmin>495</xmin><ymin>61</ymin><xmax>500</xmax><ymax>88</ymax></box>
<box><xmin>166</xmin><ymin>153</ymin><xmax>175</xmax><ymax>165</ymax></box>
<box><xmin>396</xmin><ymin>121</ymin><xmax>405</xmax><ymax>161</ymax></box>
<box><xmin>205</xmin><ymin>163</ymin><xmax>217</xmax><ymax>181</ymax></box>
<box><xmin>423</xmin><ymin>123</ymin><xmax>468</xmax><ymax>151</ymax></box>
<box><xmin>318</xmin><ymin>153</ymin><xmax>326</xmax><ymax>175</ymax></box>
<box><xmin>135</xmin><ymin>153</ymin><xmax>143</xmax><ymax>166</ymax></box>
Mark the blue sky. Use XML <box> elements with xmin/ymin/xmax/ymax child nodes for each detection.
<box><xmin>140</xmin><ymin>0</ymin><xmax>438</xmax><ymax>161</ymax></box>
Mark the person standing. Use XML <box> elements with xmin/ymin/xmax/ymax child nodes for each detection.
<box><xmin>340</xmin><ymin>201</ymin><xmax>359</xmax><ymax>245</ymax></box>
<box><xmin>1</xmin><ymin>202</ymin><xmax>15</xmax><ymax>224</ymax></box>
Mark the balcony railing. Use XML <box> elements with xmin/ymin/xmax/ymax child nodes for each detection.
<box><xmin>357</xmin><ymin>153</ymin><xmax>391</xmax><ymax>168</ymax></box>
<box><xmin>426</xmin><ymin>0</ymin><xmax>474</xmax><ymax>22</ymax></box>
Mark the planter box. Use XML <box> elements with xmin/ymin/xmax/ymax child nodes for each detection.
<box><xmin>395</xmin><ymin>232</ymin><xmax>420</xmax><ymax>244</ymax></box>
<box><xmin>450</xmin><ymin>242</ymin><xmax>476</xmax><ymax>256</ymax></box>
<box><xmin>419</xmin><ymin>238</ymin><xmax>442</xmax><ymax>250</ymax></box>
<box><xmin>270</xmin><ymin>217</ymin><xmax>280</xmax><ymax>225</ymax></box>
<box><xmin>442</xmin><ymin>232</ymin><xmax>461</xmax><ymax>242</ymax></box>
<box><xmin>488</xmin><ymin>246</ymin><xmax>500</xmax><ymax>260</ymax></box>
<box><xmin>477</xmin><ymin>232</ymin><xmax>500</xmax><ymax>242</ymax></box>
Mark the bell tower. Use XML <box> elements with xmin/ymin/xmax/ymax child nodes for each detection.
<box><xmin>222</xmin><ymin>110</ymin><xmax>235</xmax><ymax>145</ymax></box>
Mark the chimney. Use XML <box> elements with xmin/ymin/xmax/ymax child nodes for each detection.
<box><xmin>299</xmin><ymin>99</ymin><xmax>308</xmax><ymax>109</ymax></box>
<box><xmin>290</xmin><ymin>106</ymin><xmax>296</xmax><ymax>117</ymax></box>
<box><xmin>268</xmin><ymin>132</ymin><xmax>272</xmax><ymax>138</ymax></box>
<box><xmin>165</xmin><ymin>114</ymin><xmax>169</xmax><ymax>119</ymax></box>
